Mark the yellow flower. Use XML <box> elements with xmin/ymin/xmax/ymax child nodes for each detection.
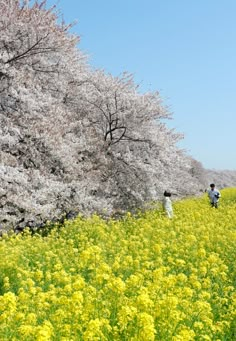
<box><xmin>3</xmin><ymin>276</ymin><xmax>10</xmax><ymax>290</ymax></box>
<box><xmin>108</xmin><ymin>277</ymin><xmax>126</xmax><ymax>294</ymax></box>
<box><xmin>136</xmin><ymin>289</ymin><xmax>154</xmax><ymax>311</ymax></box>
<box><xmin>118</xmin><ymin>305</ymin><xmax>137</xmax><ymax>330</ymax></box>
<box><xmin>137</xmin><ymin>312</ymin><xmax>156</xmax><ymax>341</ymax></box>
<box><xmin>173</xmin><ymin>326</ymin><xmax>195</xmax><ymax>341</ymax></box>
<box><xmin>26</xmin><ymin>312</ymin><xmax>37</xmax><ymax>325</ymax></box>
<box><xmin>18</xmin><ymin>325</ymin><xmax>35</xmax><ymax>338</ymax></box>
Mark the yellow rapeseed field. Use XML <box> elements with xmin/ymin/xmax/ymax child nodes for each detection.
<box><xmin>0</xmin><ymin>188</ymin><xmax>236</xmax><ymax>340</ymax></box>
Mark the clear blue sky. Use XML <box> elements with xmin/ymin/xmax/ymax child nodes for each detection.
<box><xmin>47</xmin><ymin>0</ymin><xmax>236</xmax><ymax>170</ymax></box>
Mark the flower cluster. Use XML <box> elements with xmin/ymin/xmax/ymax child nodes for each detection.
<box><xmin>0</xmin><ymin>188</ymin><xmax>236</xmax><ymax>340</ymax></box>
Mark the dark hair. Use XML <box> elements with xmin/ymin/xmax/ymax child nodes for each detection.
<box><xmin>164</xmin><ymin>191</ymin><xmax>171</xmax><ymax>197</ymax></box>
<box><xmin>210</xmin><ymin>183</ymin><xmax>215</xmax><ymax>187</ymax></box>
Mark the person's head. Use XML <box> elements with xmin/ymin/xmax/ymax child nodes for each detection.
<box><xmin>164</xmin><ymin>190</ymin><xmax>171</xmax><ymax>197</ymax></box>
<box><xmin>210</xmin><ymin>183</ymin><xmax>215</xmax><ymax>189</ymax></box>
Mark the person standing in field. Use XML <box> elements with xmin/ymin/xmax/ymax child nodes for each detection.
<box><xmin>207</xmin><ymin>183</ymin><xmax>221</xmax><ymax>208</ymax></box>
<box><xmin>163</xmin><ymin>191</ymin><xmax>173</xmax><ymax>218</ymax></box>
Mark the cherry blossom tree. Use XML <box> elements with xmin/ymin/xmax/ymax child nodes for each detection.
<box><xmin>0</xmin><ymin>0</ymin><xmax>207</xmax><ymax>231</ymax></box>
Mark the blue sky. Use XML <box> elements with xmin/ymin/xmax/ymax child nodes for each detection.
<box><xmin>47</xmin><ymin>0</ymin><xmax>236</xmax><ymax>170</ymax></box>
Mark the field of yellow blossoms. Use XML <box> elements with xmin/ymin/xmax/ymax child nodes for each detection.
<box><xmin>0</xmin><ymin>188</ymin><xmax>236</xmax><ymax>340</ymax></box>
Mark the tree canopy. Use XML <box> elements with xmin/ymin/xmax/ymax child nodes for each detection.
<box><xmin>0</xmin><ymin>0</ymin><xmax>208</xmax><ymax>230</ymax></box>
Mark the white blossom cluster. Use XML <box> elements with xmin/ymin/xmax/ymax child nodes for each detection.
<box><xmin>0</xmin><ymin>0</ymin><xmax>209</xmax><ymax>231</ymax></box>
